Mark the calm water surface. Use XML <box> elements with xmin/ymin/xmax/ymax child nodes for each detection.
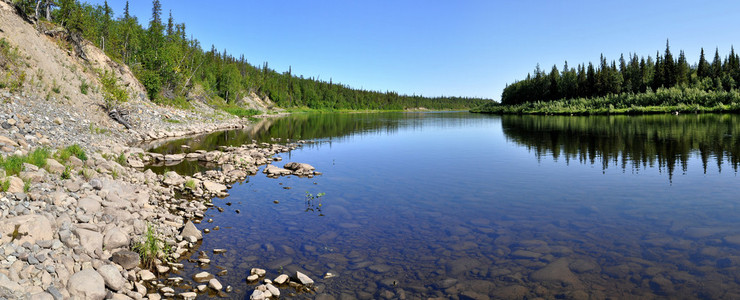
<box><xmin>153</xmin><ymin>112</ymin><xmax>740</xmax><ymax>299</ymax></box>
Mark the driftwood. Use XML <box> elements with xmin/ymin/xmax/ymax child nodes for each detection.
<box><xmin>107</xmin><ymin>109</ymin><xmax>132</xmax><ymax>129</ymax></box>
<box><xmin>68</xmin><ymin>31</ymin><xmax>88</xmax><ymax>61</ymax></box>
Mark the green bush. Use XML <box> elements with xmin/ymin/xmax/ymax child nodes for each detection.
<box><xmin>56</xmin><ymin>144</ymin><xmax>87</xmax><ymax>162</ymax></box>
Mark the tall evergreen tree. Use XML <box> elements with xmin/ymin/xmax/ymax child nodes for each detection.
<box><xmin>697</xmin><ymin>48</ymin><xmax>710</xmax><ymax>78</ymax></box>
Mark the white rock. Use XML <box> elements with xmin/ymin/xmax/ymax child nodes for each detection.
<box><xmin>296</xmin><ymin>271</ymin><xmax>314</xmax><ymax>285</ymax></box>
<box><xmin>75</xmin><ymin>228</ymin><xmax>103</xmax><ymax>255</ymax></box>
<box><xmin>273</xmin><ymin>274</ymin><xmax>289</xmax><ymax>284</ymax></box>
<box><xmin>265</xmin><ymin>283</ymin><xmax>280</xmax><ymax>297</ymax></box>
<box><xmin>251</xmin><ymin>268</ymin><xmax>266</xmax><ymax>276</ymax></box>
<box><xmin>0</xmin><ymin>214</ymin><xmax>53</xmax><ymax>245</ymax></box>
<box><xmin>180</xmin><ymin>221</ymin><xmax>202</xmax><ymax>240</ymax></box>
<box><xmin>208</xmin><ymin>278</ymin><xmax>222</xmax><ymax>291</ymax></box>
<box><xmin>250</xmin><ymin>290</ymin><xmax>265</xmax><ymax>300</ymax></box>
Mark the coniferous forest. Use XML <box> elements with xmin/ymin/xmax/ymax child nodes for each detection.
<box><xmin>13</xmin><ymin>0</ymin><xmax>490</xmax><ymax>111</ymax></box>
<box><xmin>474</xmin><ymin>41</ymin><xmax>740</xmax><ymax>114</ymax></box>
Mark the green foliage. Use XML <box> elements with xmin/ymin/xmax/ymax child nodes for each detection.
<box><xmin>23</xmin><ymin>179</ymin><xmax>30</xmax><ymax>193</ymax></box>
<box><xmin>304</xmin><ymin>192</ymin><xmax>326</xmax><ymax>215</ymax></box>
<box><xmin>0</xmin><ymin>179</ymin><xmax>9</xmax><ymax>192</ymax></box>
<box><xmin>61</xmin><ymin>166</ymin><xmax>72</xmax><ymax>180</ymax></box>
<box><xmin>56</xmin><ymin>144</ymin><xmax>88</xmax><ymax>162</ymax></box>
<box><xmin>0</xmin><ymin>155</ymin><xmax>25</xmax><ymax>176</ymax></box>
<box><xmin>500</xmin><ymin>41</ymin><xmax>740</xmax><ymax>107</ymax></box>
<box><xmin>27</xmin><ymin>148</ymin><xmax>50</xmax><ymax>168</ymax></box>
<box><xmin>52</xmin><ymin>79</ymin><xmax>61</xmax><ymax>93</ymax></box>
<box><xmin>111</xmin><ymin>168</ymin><xmax>119</xmax><ymax>179</ymax></box>
<box><xmin>184</xmin><ymin>179</ymin><xmax>196</xmax><ymax>189</ymax></box>
<box><xmin>0</xmin><ymin>148</ymin><xmax>50</xmax><ymax>176</ymax></box>
<box><xmin>116</xmin><ymin>153</ymin><xmax>127</xmax><ymax>166</ymax></box>
<box><xmin>89</xmin><ymin>123</ymin><xmax>109</xmax><ymax>134</ymax></box>
<box><xmin>45</xmin><ymin>1</ymin><xmax>487</xmax><ymax>112</ymax></box>
<box><xmin>132</xmin><ymin>223</ymin><xmax>171</xmax><ymax>270</ymax></box>
<box><xmin>99</xmin><ymin>70</ymin><xmax>128</xmax><ymax>109</ymax></box>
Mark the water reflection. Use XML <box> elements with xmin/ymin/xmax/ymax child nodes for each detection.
<box><xmin>502</xmin><ymin>114</ymin><xmax>740</xmax><ymax>180</ymax></box>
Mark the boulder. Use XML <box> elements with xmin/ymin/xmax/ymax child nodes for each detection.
<box><xmin>110</xmin><ymin>250</ymin><xmax>140</xmax><ymax>270</ymax></box>
<box><xmin>164</xmin><ymin>154</ymin><xmax>185</xmax><ymax>162</ymax></box>
<box><xmin>5</xmin><ymin>176</ymin><xmax>24</xmax><ymax>193</ymax></box>
<box><xmin>97</xmin><ymin>265</ymin><xmax>125</xmax><ymax>291</ymax></box>
<box><xmin>67</xmin><ymin>269</ymin><xmax>106</xmax><ymax>300</ymax></box>
<box><xmin>103</xmin><ymin>227</ymin><xmax>129</xmax><ymax>250</ymax></box>
<box><xmin>45</xmin><ymin>158</ymin><xmax>66</xmax><ymax>175</ymax></box>
<box><xmin>77</xmin><ymin>196</ymin><xmax>102</xmax><ymax>214</ymax></box>
<box><xmin>180</xmin><ymin>221</ymin><xmax>202</xmax><ymax>240</ymax></box>
<box><xmin>126</xmin><ymin>157</ymin><xmax>145</xmax><ymax>168</ymax></box>
<box><xmin>0</xmin><ymin>214</ymin><xmax>53</xmax><ymax>244</ymax></box>
<box><xmin>263</xmin><ymin>165</ymin><xmax>292</xmax><ymax>176</ymax></box>
<box><xmin>0</xmin><ymin>135</ymin><xmax>18</xmax><ymax>147</ymax></box>
<box><xmin>203</xmin><ymin>181</ymin><xmax>227</xmax><ymax>193</ymax></box>
<box><xmin>75</xmin><ymin>228</ymin><xmax>103</xmax><ymax>255</ymax></box>
<box><xmin>139</xmin><ymin>270</ymin><xmax>156</xmax><ymax>281</ymax></box>
<box><xmin>284</xmin><ymin>162</ymin><xmax>316</xmax><ymax>175</ymax></box>
<box><xmin>162</xmin><ymin>171</ymin><xmax>185</xmax><ymax>186</ymax></box>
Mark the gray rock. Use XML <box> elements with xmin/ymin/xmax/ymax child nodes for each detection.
<box><xmin>0</xmin><ymin>214</ymin><xmax>54</xmax><ymax>244</ymax></box>
<box><xmin>75</xmin><ymin>228</ymin><xmax>103</xmax><ymax>255</ymax></box>
<box><xmin>250</xmin><ymin>290</ymin><xmax>265</xmax><ymax>300</ymax></box>
<box><xmin>67</xmin><ymin>269</ymin><xmax>106</xmax><ymax>300</ymax></box>
<box><xmin>77</xmin><ymin>196</ymin><xmax>102</xmax><ymax>214</ymax></box>
<box><xmin>90</xmin><ymin>179</ymin><xmax>103</xmax><ymax>190</ymax></box>
<box><xmin>265</xmin><ymin>283</ymin><xmax>280</xmax><ymax>297</ymax></box>
<box><xmin>97</xmin><ymin>265</ymin><xmax>126</xmax><ymax>291</ymax></box>
<box><xmin>162</xmin><ymin>171</ymin><xmax>185</xmax><ymax>186</ymax></box>
<box><xmin>103</xmin><ymin>228</ymin><xmax>129</xmax><ymax>250</ymax></box>
<box><xmin>180</xmin><ymin>221</ymin><xmax>202</xmax><ymax>240</ymax></box>
<box><xmin>45</xmin><ymin>159</ymin><xmax>65</xmax><ymax>175</ymax></box>
<box><xmin>46</xmin><ymin>286</ymin><xmax>64</xmax><ymax>300</ymax></box>
<box><xmin>110</xmin><ymin>250</ymin><xmax>141</xmax><ymax>270</ymax></box>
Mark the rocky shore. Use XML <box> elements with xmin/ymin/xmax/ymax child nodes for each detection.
<box><xmin>0</xmin><ymin>91</ymin><xmax>321</xmax><ymax>299</ymax></box>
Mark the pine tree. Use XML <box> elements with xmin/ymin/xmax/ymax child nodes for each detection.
<box><xmin>663</xmin><ymin>40</ymin><xmax>675</xmax><ymax>87</ymax></box>
<box><xmin>712</xmin><ymin>48</ymin><xmax>722</xmax><ymax>78</ymax></box>
<box><xmin>697</xmin><ymin>48</ymin><xmax>709</xmax><ymax>78</ymax></box>
<box><xmin>676</xmin><ymin>50</ymin><xmax>689</xmax><ymax>86</ymax></box>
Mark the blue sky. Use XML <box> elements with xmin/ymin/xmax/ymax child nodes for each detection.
<box><xmin>88</xmin><ymin>0</ymin><xmax>740</xmax><ymax>100</ymax></box>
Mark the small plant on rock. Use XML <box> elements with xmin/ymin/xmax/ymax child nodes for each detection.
<box><xmin>0</xmin><ymin>179</ymin><xmax>10</xmax><ymax>192</ymax></box>
<box><xmin>27</xmin><ymin>148</ymin><xmax>50</xmax><ymax>168</ymax></box>
<box><xmin>116</xmin><ymin>153</ymin><xmax>127</xmax><ymax>166</ymax></box>
<box><xmin>184</xmin><ymin>179</ymin><xmax>196</xmax><ymax>190</ymax></box>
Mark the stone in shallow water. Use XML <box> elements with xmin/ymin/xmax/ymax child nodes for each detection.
<box><xmin>296</xmin><ymin>271</ymin><xmax>314</xmax><ymax>285</ymax></box>
<box><xmin>273</xmin><ymin>274</ymin><xmax>289</xmax><ymax>284</ymax></box>
<box><xmin>193</xmin><ymin>271</ymin><xmax>213</xmax><ymax>283</ymax></box>
<box><xmin>530</xmin><ymin>258</ymin><xmax>582</xmax><ymax>287</ymax></box>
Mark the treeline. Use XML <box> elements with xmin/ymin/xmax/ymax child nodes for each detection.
<box><xmin>13</xmin><ymin>0</ymin><xmax>489</xmax><ymax>110</ymax></box>
<box><xmin>501</xmin><ymin>41</ymin><xmax>740</xmax><ymax>105</ymax></box>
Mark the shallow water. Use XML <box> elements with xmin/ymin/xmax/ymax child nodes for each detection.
<box><xmin>154</xmin><ymin>112</ymin><xmax>740</xmax><ymax>299</ymax></box>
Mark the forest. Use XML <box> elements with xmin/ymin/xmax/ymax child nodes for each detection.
<box><xmin>11</xmin><ymin>0</ymin><xmax>490</xmax><ymax>111</ymax></box>
<box><xmin>474</xmin><ymin>41</ymin><xmax>740</xmax><ymax>114</ymax></box>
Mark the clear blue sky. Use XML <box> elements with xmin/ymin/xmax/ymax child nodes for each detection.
<box><xmin>88</xmin><ymin>0</ymin><xmax>740</xmax><ymax>101</ymax></box>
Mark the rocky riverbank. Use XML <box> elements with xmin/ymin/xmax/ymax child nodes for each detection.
<box><xmin>0</xmin><ymin>90</ymin><xmax>323</xmax><ymax>299</ymax></box>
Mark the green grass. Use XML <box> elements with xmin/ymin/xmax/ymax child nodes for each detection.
<box><xmin>155</xmin><ymin>96</ymin><xmax>191</xmax><ymax>110</ymax></box>
<box><xmin>184</xmin><ymin>179</ymin><xmax>196</xmax><ymax>190</ymax></box>
<box><xmin>56</xmin><ymin>144</ymin><xmax>87</xmax><ymax>162</ymax></box>
<box><xmin>27</xmin><ymin>148</ymin><xmax>50</xmax><ymax>168</ymax></box>
<box><xmin>80</xmin><ymin>80</ymin><xmax>89</xmax><ymax>95</ymax></box>
<box><xmin>163</xmin><ymin>118</ymin><xmax>181</xmax><ymax>124</ymax></box>
<box><xmin>132</xmin><ymin>223</ymin><xmax>171</xmax><ymax>270</ymax></box>
<box><xmin>0</xmin><ymin>179</ymin><xmax>10</xmax><ymax>192</ymax></box>
<box><xmin>0</xmin><ymin>148</ymin><xmax>50</xmax><ymax>176</ymax></box>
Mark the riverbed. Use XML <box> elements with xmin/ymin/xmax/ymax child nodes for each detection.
<box><xmin>151</xmin><ymin>112</ymin><xmax>740</xmax><ymax>299</ymax></box>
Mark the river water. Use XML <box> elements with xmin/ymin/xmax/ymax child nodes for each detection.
<box><xmin>149</xmin><ymin>112</ymin><xmax>740</xmax><ymax>299</ymax></box>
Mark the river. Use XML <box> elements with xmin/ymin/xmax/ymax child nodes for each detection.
<box><xmin>148</xmin><ymin>112</ymin><xmax>740</xmax><ymax>299</ymax></box>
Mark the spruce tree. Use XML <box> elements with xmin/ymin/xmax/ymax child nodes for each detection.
<box><xmin>712</xmin><ymin>48</ymin><xmax>722</xmax><ymax>78</ymax></box>
<box><xmin>697</xmin><ymin>48</ymin><xmax>709</xmax><ymax>78</ymax></box>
